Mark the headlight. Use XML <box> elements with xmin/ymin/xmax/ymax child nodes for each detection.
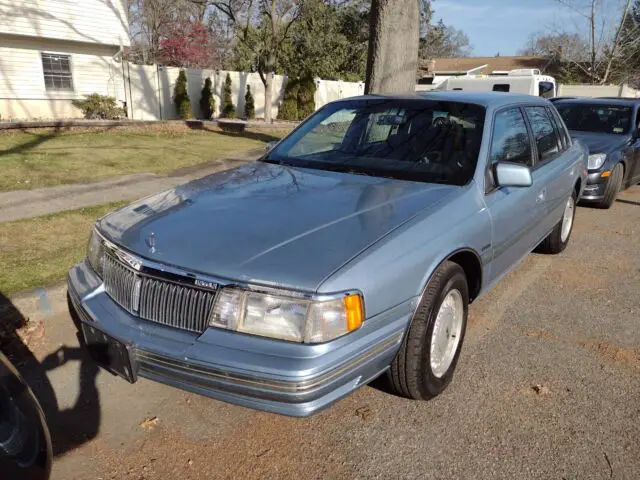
<box><xmin>210</xmin><ymin>288</ymin><xmax>364</xmax><ymax>343</ymax></box>
<box><xmin>87</xmin><ymin>228</ymin><xmax>105</xmax><ymax>278</ymax></box>
<box><xmin>588</xmin><ymin>153</ymin><xmax>606</xmax><ymax>170</ymax></box>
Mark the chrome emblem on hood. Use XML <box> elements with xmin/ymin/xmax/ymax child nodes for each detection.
<box><xmin>146</xmin><ymin>232</ymin><xmax>156</xmax><ymax>253</ymax></box>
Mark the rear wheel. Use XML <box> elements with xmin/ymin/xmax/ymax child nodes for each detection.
<box><xmin>598</xmin><ymin>163</ymin><xmax>623</xmax><ymax>209</ymax></box>
<box><xmin>537</xmin><ymin>189</ymin><xmax>576</xmax><ymax>254</ymax></box>
<box><xmin>388</xmin><ymin>261</ymin><xmax>469</xmax><ymax>400</ymax></box>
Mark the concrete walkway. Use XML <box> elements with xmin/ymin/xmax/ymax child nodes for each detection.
<box><xmin>0</xmin><ymin>151</ymin><xmax>261</xmax><ymax>223</ymax></box>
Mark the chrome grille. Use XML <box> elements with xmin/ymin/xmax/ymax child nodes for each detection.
<box><xmin>102</xmin><ymin>253</ymin><xmax>217</xmax><ymax>333</ymax></box>
<box><xmin>103</xmin><ymin>253</ymin><xmax>136</xmax><ymax>311</ymax></box>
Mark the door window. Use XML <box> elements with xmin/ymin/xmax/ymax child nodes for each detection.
<box><xmin>547</xmin><ymin>107</ymin><xmax>570</xmax><ymax>150</ymax></box>
<box><xmin>489</xmin><ymin>108</ymin><xmax>533</xmax><ymax>166</ymax></box>
<box><xmin>487</xmin><ymin>107</ymin><xmax>533</xmax><ymax>191</ymax></box>
<box><xmin>525</xmin><ymin>106</ymin><xmax>560</xmax><ymax>162</ymax></box>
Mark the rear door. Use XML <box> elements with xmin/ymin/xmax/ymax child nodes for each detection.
<box><xmin>483</xmin><ymin>106</ymin><xmax>546</xmax><ymax>282</ymax></box>
<box><xmin>523</xmin><ymin>105</ymin><xmax>573</xmax><ymax>237</ymax></box>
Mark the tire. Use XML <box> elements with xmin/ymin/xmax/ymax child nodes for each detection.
<box><xmin>537</xmin><ymin>189</ymin><xmax>577</xmax><ymax>254</ymax></box>
<box><xmin>598</xmin><ymin>163</ymin><xmax>623</xmax><ymax>209</ymax></box>
<box><xmin>388</xmin><ymin>261</ymin><xmax>469</xmax><ymax>400</ymax></box>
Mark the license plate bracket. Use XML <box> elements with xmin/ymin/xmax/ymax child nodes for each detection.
<box><xmin>81</xmin><ymin>323</ymin><xmax>136</xmax><ymax>383</ymax></box>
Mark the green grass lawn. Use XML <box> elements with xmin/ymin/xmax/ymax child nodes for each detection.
<box><xmin>0</xmin><ymin>125</ymin><xmax>290</xmax><ymax>192</ymax></box>
<box><xmin>0</xmin><ymin>203</ymin><xmax>127</xmax><ymax>296</ymax></box>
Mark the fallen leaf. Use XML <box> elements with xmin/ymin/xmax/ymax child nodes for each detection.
<box><xmin>139</xmin><ymin>416</ymin><xmax>159</xmax><ymax>430</ymax></box>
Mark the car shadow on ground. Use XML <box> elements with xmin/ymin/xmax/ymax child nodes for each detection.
<box><xmin>0</xmin><ymin>292</ymin><xmax>101</xmax><ymax>457</ymax></box>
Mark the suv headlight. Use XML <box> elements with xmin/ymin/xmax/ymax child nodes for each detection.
<box><xmin>588</xmin><ymin>153</ymin><xmax>606</xmax><ymax>170</ymax></box>
<box><xmin>210</xmin><ymin>288</ymin><xmax>364</xmax><ymax>343</ymax></box>
<box><xmin>87</xmin><ymin>228</ymin><xmax>105</xmax><ymax>278</ymax></box>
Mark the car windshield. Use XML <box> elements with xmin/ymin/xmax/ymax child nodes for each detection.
<box><xmin>556</xmin><ymin>103</ymin><xmax>632</xmax><ymax>135</ymax></box>
<box><xmin>264</xmin><ymin>99</ymin><xmax>486</xmax><ymax>186</ymax></box>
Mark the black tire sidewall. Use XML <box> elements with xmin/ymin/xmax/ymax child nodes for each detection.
<box><xmin>559</xmin><ymin>189</ymin><xmax>577</xmax><ymax>248</ymax></box>
<box><xmin>418</xmin><ymin>269</ymin><xmax>469</xmax><ymax>398</ymax></box>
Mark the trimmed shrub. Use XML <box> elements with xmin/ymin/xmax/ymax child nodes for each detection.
<box><xmin>72</xmin><ymin>94</ymin><xmax>125</xmax><ymax>119</ymax></box>
<box><xmin>278</xmin><ymin>78</ymin><xmax>299</xmax><ymax>121</ymax></box>
<box><xmin>199</xmin><ymin>77</ymin><xmax>215</xmax><ymax>120</ymax></box>
<box><xmin>221</xmin><ymin>73</ymin><xmax>236</xmax><ymax>118</ymax></box>
<box><xmin>244</xmin><ymin>84</ymin><xmax>255</xmax><ymax>119</ymax></box>
<box><xmin>297</xmin><ymin>77</ymin><xmax>316</xmax><ymax>120</ymax></box>
<box><xmin>173</xmin><ymin>69</ymin><xmax>192</xmax><ymax>119</ymax></box>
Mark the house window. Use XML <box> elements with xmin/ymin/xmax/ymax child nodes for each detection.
<box><xmin>41</xmin><ymin>53</ymin><xmax>73</xmax><ymax>90</ymax></box>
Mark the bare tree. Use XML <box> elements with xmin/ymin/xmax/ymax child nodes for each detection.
<box><xmin>549</xmin><ymin>0</ymin><xmax>633</xmax><ymax>84</ymax></box>
<box><xmin>128</xmin><ymin>0</ymin><xmax>179</xmax><ymax>64</ymax></box>
<box><xmin>192</xmin><ymin>0</ymin><xmax>300</xmax><ymax>123</ymax></box>
<box><xmin>365</xmin><ymin>0</ymin><xmax>420</xmax><ymax>94</ymax></box>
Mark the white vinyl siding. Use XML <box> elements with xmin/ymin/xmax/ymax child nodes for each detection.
<box><xmin>0</xmin><ymin>0</ymin><xmax>130</xmax><ymax>47</ymax></box>
<box><xmin>0</xmin><ymin>36</ymin><xmax>126</xmax><ymax>119</ymax></box>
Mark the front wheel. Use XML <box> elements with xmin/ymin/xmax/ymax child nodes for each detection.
<box><xmin>537</xmin><ymin>189</ymin><xmax>577</xmax><ymax>254</ymax></box>
<box><xmin>388</xmin><ymin>261</ymin><xmax>469</xmax><ymax>400</ymax></box>
<box><xmin>598</xmin><ymin>163</ymin><xmax>624</xmax><ymax>209</ymax></box>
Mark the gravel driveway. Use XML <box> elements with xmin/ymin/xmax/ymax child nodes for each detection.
<box><xmin>17</xmin><ymin>186</ymin><xmax>640</xmax><ymax>480</ymax></box>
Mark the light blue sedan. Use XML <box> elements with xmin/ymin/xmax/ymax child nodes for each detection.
<box><xmin>67</xmin><ymin>92</ymin><xmax>588</xmax><ymax>416</ymax></box>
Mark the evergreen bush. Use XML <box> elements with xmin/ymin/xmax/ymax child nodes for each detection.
<box><xmin>278</xmin><ymin>78</ymin><xmax>299</xmax><ymax>121</ymax></box>
<box><xmin>297</xmin><ymin>77</ymin><xmax>317</xmax><ymax>120</ymax></box>
<box><xmin>173</xmin><ymin>69</ymin><xmax>192</xmax><ymax>119</ymax></box>
<box><xmin>72</xmin><ymin>94</ymin><xmax>125</xmax><ymax>119</ymax></box>
<box><xmin>199</xmin><ymin>77</ymin><xmax>215</xmax><ymax>120</ymax></box>
<box><xmin>221</xmin><ymin>73</ymin><xmax>236</xmax><ymax>118</ymax></box>
<box><xmin>244</xmin><ymin>84</ymin><xmax>255</xmax><ymax>119</ymax></box>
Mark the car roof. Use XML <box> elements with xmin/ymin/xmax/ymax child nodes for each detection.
<box><xmin>340</xmin><ymin>91</ymin><xmax>551</xmax><ymax>108</ymax></box>
<box><xmin>553</xmin><ymin>97</ymin><xmax>640</xmax><ymax>107</ymax></box>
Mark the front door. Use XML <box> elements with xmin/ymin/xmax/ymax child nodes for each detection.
<box><xmin>483</xmin><ymin>107</ymin><xmax>546</xmax><ymax>283</ymax></box>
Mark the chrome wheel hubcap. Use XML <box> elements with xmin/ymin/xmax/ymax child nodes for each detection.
<box><xmin>430</xmin><ymin>289</ymin><xmax>464</xmax><ymax>378</ymax></box>
<box><xmin>561</xmin><ymin>196</ymin><xmax>575</xmax><ymax>243</ymax></box>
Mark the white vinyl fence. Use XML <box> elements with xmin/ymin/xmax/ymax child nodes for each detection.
<box><xmin>123</xmin><ymin>63</ymin><xmax>365</xmax><ymax>121</ymax></box>
<box><xmin>556</xmin><ymin>83</ymin><xmax>639</xmax><ymax>98</ymax></box>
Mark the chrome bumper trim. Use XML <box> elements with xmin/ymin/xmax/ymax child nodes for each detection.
<box><xmin>136</xmin><ymin>331</ymin><xmax>403</xmax><ymax>395</ymax></box>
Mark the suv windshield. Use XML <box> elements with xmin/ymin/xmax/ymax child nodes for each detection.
<box><xmin>556</xmin><ymin>103</ymin><xmax>632</xmax><ymax>135</ymax></box>
<box><xmin>265</xmin><ymin>99</ymin><xmax>486</xmax><ymax>186</ymax></box>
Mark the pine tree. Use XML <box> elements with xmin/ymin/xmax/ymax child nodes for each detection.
<box><xmin>199</xmin><ymin>77</ymin><xmax>215</xmax><ymax>120</ymax></box>
<box><xmin>173</xmin><ymin>69</ymin><xmax>192</xmax><ymax>119</ymax></box>
<box><xmin>244</xmin><ymin>85</ymin><xmax>255</xmax><ymax>119</ymax></box>
<box><xmin>221</xmin><ymin>73</ymin><xmax>236</xmax><ymax>118</ymax></box>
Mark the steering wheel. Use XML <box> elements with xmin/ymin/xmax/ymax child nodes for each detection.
<box><xmin>433</xmin><ymin>116</ymin><xmax>449</xmax><ymax>127</ymax></box>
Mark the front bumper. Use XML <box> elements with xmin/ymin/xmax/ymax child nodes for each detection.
<box><xmin>67</xmin><ymin>260</ymin><xmax>409</xmax><ymax>417</ymax></box>
<box><xmin>580</xmin><ymin>171</ymin><xmax>608</xmax><ymax>201</ymax></box>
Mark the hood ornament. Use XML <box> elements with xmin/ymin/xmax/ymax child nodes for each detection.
<box><xmin>145</xmin><ymin>232</ymin><xmax>156</xmax><ymax>253</ymax></box>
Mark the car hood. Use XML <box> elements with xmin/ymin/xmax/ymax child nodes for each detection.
<box><xmin>569</xmin><ymin>130</ymin><xmax>630</xmax><ymax>154</ymax></box>
<box><xmin>99</xmin><ymin>162</ymin><xmax>458</xmax><ymax>291</ymax></box>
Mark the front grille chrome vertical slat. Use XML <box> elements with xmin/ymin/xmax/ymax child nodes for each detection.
<box><xmin>102</xmin><ymin>253</ymin><xmax>217</xmax><ymax>333</ymax></box>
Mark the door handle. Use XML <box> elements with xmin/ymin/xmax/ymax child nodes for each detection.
<box><xmin>536</xmin><ymin>189</ymin><xmax>546</xmax><ymax>203</ymax></box>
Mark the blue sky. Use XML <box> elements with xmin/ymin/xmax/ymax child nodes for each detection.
<box><xmin>433</xmin><ymin>0</ymin><xmax>580</xmax><ymax>56</ymax></box>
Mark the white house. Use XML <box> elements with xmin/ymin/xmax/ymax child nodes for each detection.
<box><xmin>0</xmin><ymin>0</ymin><xmax>130</xmax><ymax>120</ymax></box>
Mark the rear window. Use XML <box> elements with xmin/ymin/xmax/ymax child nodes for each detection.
<box><xmin>556</xmin><ymin>104</ymin><xmax>632</xmax><ymax>135</ymax></box>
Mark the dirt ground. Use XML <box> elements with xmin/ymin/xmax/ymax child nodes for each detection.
<box><xmin>8</xmin><ymin>186</ymin><xmax>640</xmax><ymax>480</ymax></box>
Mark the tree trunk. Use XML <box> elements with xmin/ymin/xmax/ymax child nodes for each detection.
<box><xmin>590</xmin><ymin>0</ymin><xmax>597</xmax><ymax>84</ymax></box>
<box><xmin>264</xmin><ymin>71</ymin><xmax>273</xmax><ymax>123</ymax></box>
<box><xmin>365</xmin><ymin>0</ymin><xmax>420</xmax><ymax>94</ymax></box>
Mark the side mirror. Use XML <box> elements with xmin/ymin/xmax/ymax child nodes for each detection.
<box><xmin>495</xmin><ymin>162</ymin><xmax>532</xmax><ymax>188</ymax></box>
<box><xmin>265</xmin><ymin>141</ymin><xmax>276</xmax><ymax>152</ymax></box>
